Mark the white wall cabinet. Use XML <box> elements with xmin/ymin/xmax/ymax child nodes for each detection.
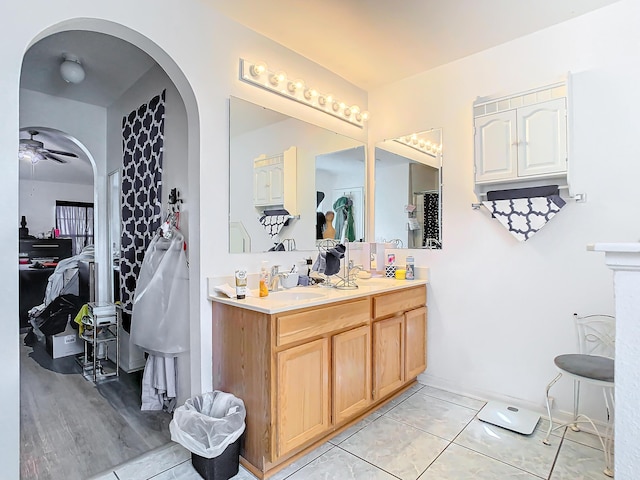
<box><xmin>475</xmin><ymin>97</ymin><xmax>567</xmax><ymax>183</ymax></box>
<box><xmin>473</xmin><ymin>81</ymin><xmax>570</xmax><ymax>199</ymax></box>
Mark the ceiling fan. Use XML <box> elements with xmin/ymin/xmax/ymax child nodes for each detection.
<box><xmin>18</xmin><ymin>130</ymin><xmax>78</xmax><ymax>164</ymax></box>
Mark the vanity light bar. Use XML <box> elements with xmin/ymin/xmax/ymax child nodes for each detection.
<box><xmin>239</xmin><ymin>58</ymin><xmax>369</xmax><ymax>128</ymax></box>
<box><xmin>394</xmin><ymin>134</ymin><xmax>442</xmax><ymax>158</ymax></box>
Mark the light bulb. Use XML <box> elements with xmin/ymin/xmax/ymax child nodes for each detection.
<box><xmin>249</xmin><ymin>62</ymin><xmax>266</xmax><ymax>77</ymax></box>
<box><xmin>60</xmin><ymin>56</ymin><xmax>85</xmax><ymax>84</ymax></box>
<box><xmin>332</xmin><ymin>100</ymin><xmax>340</xmax><ymax>112</ymax></box>
<box><xmin>287</xmin><ymin>79</ymin><xmax>303</xmax><ymax>93</ymax></box>
<box><xmin>269</xmin><ymin>71</ymin><xmax>286</xmax><ymax>86</ymax></box>
<box><xmin>318</xmin><ymin>95</ymin><xmax>327</xmax><ymax>106</ymax></box>
<box><xmin>344</xmin><ymin>107</ymin><xmax>352</xmax><ymax>117</ymax></box>
<box><xmin>304</xmin><ymin>88</ymin><xmax>318</xmax><ymax>100</ymax></box>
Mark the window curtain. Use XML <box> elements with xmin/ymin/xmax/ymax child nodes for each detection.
<box><xmin>120</xmin><ymin>90</ymin><xmax>166</xmax><ymax>331</ymax></box>
<box><xmin>55</xmin><ymin>202</ymin><xmax>94</xmax><ymax>255</ymax></box>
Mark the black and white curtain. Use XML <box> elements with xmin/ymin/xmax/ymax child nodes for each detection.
<box><xmin>120</xmin><ymin>90</ymin><xmax>166</xmax><ymax>331</ymax></box>
<box><xmin>423</xmin><ymin>192</ymin><xmax>440</xmax><ymax>248</ymax></box>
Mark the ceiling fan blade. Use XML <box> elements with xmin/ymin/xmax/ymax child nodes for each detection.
<box><xmin>44</xmin><ymin>153</ymin><xmax>68</xmax><ymax>164</ymax></box>
<box><xmin>47</xmin><ymin>149</ymin><xmax>78</xmax><ymax>158</ymax></box>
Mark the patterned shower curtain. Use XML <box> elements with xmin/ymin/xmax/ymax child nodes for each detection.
<box><xmin>120</xmin><ymin>90</ymin><xmax>166</xmax><ymax>331</ymax></box>
<box><xmin>422</xmin><ymin>192</ymin><xmax>440</xmax><ymax>248</ymax></box>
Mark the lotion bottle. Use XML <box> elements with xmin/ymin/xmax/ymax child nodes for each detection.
<box><xmin>259</xmin><ymin>261</ymin><xmax>269</xmax><ymax>297</ymax></box>
<box><xmin>235</xmin><ymin>269</ymin><xmax>247</xmax><ymax>299</ymax></box>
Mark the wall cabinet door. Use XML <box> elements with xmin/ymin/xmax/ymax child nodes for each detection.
<box><xmin>405</xmin><ymin>307</ymin><xmax>427</xmax><ymax>380</ymax></box>
<box><xmin>332</xmin><ymin>325</ymin><xmax>371</xmax><ymax>424</ymax></box>
<box><xmin>373</xmin><ymin>315</ymin><xmax>405</xmax><ymax>401</ymax></box>
<box><xmin>276</xmin><ymin>338</ymin><xmax>330</xmax><ymax>457</ymax></box>
<box><xmin>474</xmin><ymin>110</ymin><xmax>518</xmax><ymax>183</ymax></box>
<box><xmin>517</xmin><ymin>98</ymin><xmax>567</xmax><ymax>177</ymax></box>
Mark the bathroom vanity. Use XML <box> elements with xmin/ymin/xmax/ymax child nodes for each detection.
<box><xmin>209</xmin><ymin>279</ymin><xmax>427</xmax><ymax>479</ymax></box>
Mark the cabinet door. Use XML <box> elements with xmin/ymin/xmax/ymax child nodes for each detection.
<box><xmin>373</xmin><ymin>316</ymin><xmax>404</xmax><ymax>401</ymax></box>
<box><xmin>268</xmin><ymin>163</ymin><xmax>285</xmax><ymax>204</ymax></box>
<box><xmin>517</xmin><ymin>98</ymin><xmax>567</xmax><ymax>177</ymax></box>
<box><xmin>276</xmin><ymin>338</ymin><xmax>330</xmax><ymax>457</ymax></box>
<box><xmin>333</xmin><ymin>325</ymin><xmax>371</xmax><ymax>424</ymax></box>
<box><xmin>405</xmin><ymin>307</ymin><xmax>427</xmax><ymax>380</ymax></box>
<box><xmin>474</xmin><ymin>110</ymin><xmax>518</xmax><ymax>183</ymax></box>
<box><xmin>253</xmin><ymin>165</ymin><xmax>271</xmax><ymax>206</ymax></box>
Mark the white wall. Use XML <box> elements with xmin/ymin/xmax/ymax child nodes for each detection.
<box><xmin>370</xmin><ymin>0</ymin><xmax>640</xmax><ymax>424</ymax></box>
<box><xmin>0</xmin><ymin>2</ymin><xmax>368</xmax><ymax>476</ymax></box>
<box><xmin>19</xmin><ymin>179</ymin><xmax>93</xmax><ymax>236</ymax></box>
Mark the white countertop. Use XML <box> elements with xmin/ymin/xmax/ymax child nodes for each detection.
<box><xmin>208</xmin><ymin>277</ymin><xmax>428</xmax><ymax>314</ymax></box>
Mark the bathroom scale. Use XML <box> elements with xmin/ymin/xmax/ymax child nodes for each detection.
<box><xmin>477</xmin><ymin>401</ymin><xmax>540</xmax><ymax>435</ymax></box>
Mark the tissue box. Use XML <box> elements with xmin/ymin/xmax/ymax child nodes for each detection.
<box><xmin>385</xmin><ymin>265</ymin><xmax>397</xmax><ymax>278</ymax></box>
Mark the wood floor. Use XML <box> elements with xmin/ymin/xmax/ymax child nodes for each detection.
<box><xmin>20</xmin><ymin>333</ymin><xmax>172</xmax><ymax>480</ymax></box>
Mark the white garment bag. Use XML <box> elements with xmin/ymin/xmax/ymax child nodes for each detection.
<box><xmin>131</xmin><ymin>227</ymin><xmax>189</xmax><ymax>356</ymax></box>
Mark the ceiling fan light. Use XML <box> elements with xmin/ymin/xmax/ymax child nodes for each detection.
<box><xmin>60</xmin><ymin>55</ymin><xmax>85</xmax><ymax>84</ymax></box>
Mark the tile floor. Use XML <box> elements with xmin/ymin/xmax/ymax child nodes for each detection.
<box><xmin>90</xmin><ymin>383</ymin><xmax>612</xmax><ymax>480</ymax></box>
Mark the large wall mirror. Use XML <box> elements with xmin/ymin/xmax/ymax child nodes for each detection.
<box><xmin>229</xmin><ymin>97</ymin><xmax>366</xmax><ymax>253</ymax></box>
<box><xmin>374</xmin><ymin>129</ymin><xmax>443</xmax><ymax>249</ymax></box>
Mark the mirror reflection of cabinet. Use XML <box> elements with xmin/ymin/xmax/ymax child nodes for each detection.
<box><xmin>253</xmin><ymin>147</ymin><xmax>297</xmax><ymax>214</ymax></box>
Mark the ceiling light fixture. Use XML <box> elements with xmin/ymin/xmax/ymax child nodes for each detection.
<box><xmin>240</xmin><ymin>58</ymin><xmax>369</xmax><ymax>128</ymax></box>
<box><xmin>18</xmin><ymin>144</ymin><xmax>45</xmax><ymax>164</ymax></box>
<box><xmin>60</xmin><ymin>54</ymin><xmax>86</xmax><ymax>84</ymax></box>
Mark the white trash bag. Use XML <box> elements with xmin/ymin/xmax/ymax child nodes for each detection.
<box><xmin>169</xmin><ymin>391</ymin><xmax>246</xmax><ymax>459</ymax></box>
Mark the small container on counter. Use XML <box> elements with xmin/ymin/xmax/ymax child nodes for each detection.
<box><xmin>235</xmin><ymin>269</ymin><xmax>247</xmax><ymax>299</ymax></box>
<box><xmin>405</xmin><ymin>255</ymin><xmax>415</xmax><ymax>280</ymax></box>
<box><xmin>395</xmin><ymin>268</ymin><xmax>406</xmax><ymax>280</ymax></box>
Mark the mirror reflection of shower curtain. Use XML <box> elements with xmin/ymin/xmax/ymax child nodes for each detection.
<box><xmin>422</xmin><ymin>192</ymin><xmax>440</xmax><ymax>248</ymax></box>
<box><xmin>120</xmin><ymin>90</ymin><xmax>166</xmax><ymax>331</ymax></box>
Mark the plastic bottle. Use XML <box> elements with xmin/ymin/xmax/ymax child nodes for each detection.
<box><xmin>405</xmin><ymin>255</ymin><xmax>415</xmax><ymax>280</ymax></box>
<box><xmin>235</xmin><ymin>269</ymin><xmax>247</xmax><ymax>299</ymax></box>
<box><xmin>259</xmin><ymin>261</ymin><xmax>270</xmax><ymax>297</ymax></box>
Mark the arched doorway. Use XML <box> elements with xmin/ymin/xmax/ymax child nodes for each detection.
<box><xmin>18</xmin><ymin>21</ymin><xmax>200</xmax><ymax>479</ymax></box>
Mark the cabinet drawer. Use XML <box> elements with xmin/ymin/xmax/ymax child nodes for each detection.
<box><xmin>277</xmin><ymin>298</ymin><xmax>370</xmax><ymax>347</ymax></box>
<box><xmin>373</xmin><ymin>285</ymin><xmax>426</xmax><ymax>319</ymax></box>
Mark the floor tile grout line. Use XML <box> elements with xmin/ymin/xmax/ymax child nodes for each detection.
<box><xmin>447</xmin><ymin>412</ymin><xmax>549</xmax><ymax>479</ymax></box>
<box><xmin>334</xmin><ymin>444</ymin><xmax>403</xmax><ymax>480</ymax></box>
<box><xmin>416</xmin><ymin>391</ymin><xmax>487</xmax><ymax>412</ymax></box>
<box><xmin>276</xmin><ymin>443</ymin><xmax>338</xmax><ymax>480</ymax></box>
<box><xmin>546</xmin><ymin>434</ymin><xmax>566</xmax><ymax>480</ymax></box>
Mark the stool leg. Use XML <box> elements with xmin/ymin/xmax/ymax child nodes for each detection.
<box><xmin>543</xmin><ymin>372</ymin><xmax>563</xmax><ymax>445</ymax></box>
<box><xmin>571</xmin><ymin>379</ymin><xmax>581</xmax><ymax>432</ymax></box>
<box><xmin>602</xmin><ymin>387</ymin><xmax>614</xmax><ymax>478</ymax></box>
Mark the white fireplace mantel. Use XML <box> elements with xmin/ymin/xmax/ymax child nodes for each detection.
<box><xmin>589</xmin><ymin>242</ymin><xmax>640</xmax><ymax>480</ymax></box>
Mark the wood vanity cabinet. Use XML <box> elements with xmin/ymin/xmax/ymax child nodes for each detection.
<box><xmin>211</xmin><ymin>284</ymin><xmax>426</xmax><ymax>479</ymax></box>
<box><xmin>372</xmin><ymin>285</ymin><xmax>427</xmax><ymax>401</ymax></box>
